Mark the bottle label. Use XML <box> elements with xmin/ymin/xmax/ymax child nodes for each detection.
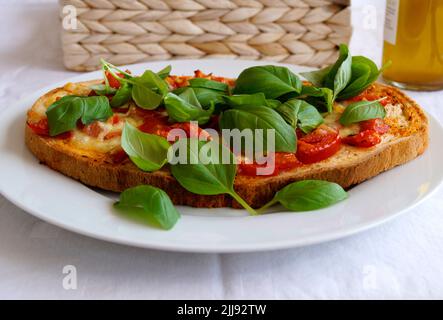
<box><xmin>384</xmin><ymin>0</ymin><xmax>400</xmax><ymax>45</ymax></box>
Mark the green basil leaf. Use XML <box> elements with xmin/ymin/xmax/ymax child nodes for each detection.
<box><xmin>276</xmin><ymin>99</ymin><xmax>323</xmax><ymax>133</ymax></box>
<box><xmin>219</xmin><ymin>106</ymin><xmax>296</xmax><ymax>153</ymax></box>
<box><xmin>300</xmin><ymin>86</ymin><xmax>334</xmax><ymax>113</ymax></box>
<box><xmin>140</xmin><ymin>70</ymin><xmax>170</xmax><ymax>95</ymax></box>
<box><xmin>129</xmin><ymin>70</ymin><xmax>169</xmax><ymax>110</ymax></box>
<box><xmin>260</xmin><ymin>180</ymin><xmax>348</xmax><ymax>212</ymax></box>
<box><xmin>233</xmin><ymin>65</ymin><xmax>302</xmax><ymax>99</ymax></box>
<box><xmin>300</xmin><ymin>66</ymin><xmax>332</xmax><ymax>87</ymax></box>
<box><xmin>121</xmin><ymin>122</ymin><xmax>170</xmax><ymax>172</ymax></box>
<box><xmin>164</xmin><ymin>90</ymin><xmax>214</xmax><ymax>124</ymax></box>
<box><xmin>265</xmin><ymin>99</ymin><xmax>282</xmax><ymax>109</ymax></box>
<box><xmin>157</xmin><ymin>65</ymin><xmax>172</xmax><ymax>79</ymax></box>
<box><xmin>188</xmin><ymin>78</ymin><xmax>228</xmax><ymax>92</ymax></box>
<box><xmin>320</xmin><ymin>44</ymin><xmax>352</xmax><ymax>100</ymax></box>
<box><xmin>131</xmin><ymin>82</ymin><xmax>163</xmax><ymax>110</ymax></box>
<box><xmin>81</xmin><ymin>96</ymin><xmax>113</xmax><ymax>125</ymax></box>
<box><xmin>276</xmin><ymin>99</ymin><xmax>301</xmax><ymax>129</ymax></box>
<box><xmin>170</xmin><ymin>139</ymin><xmax>236</xmax><ymax>196</ymax></box>
<box><xmin>179</xmin><ymin>87</ymin><xmax>202</xmax><ymax>107</ymax></box>
<box><xmin>89</xmin><ymin>84</ymin><xmax>117</xmax><ymax>96</ymax></box>
<box><xmin>110</xmin><ymin>82</ymin><xmax>132</xmax><ymax>108</ymax></box>
<box><xmin>46</xmin><ymin>95</ymin><xmax>112</xmax><ymax>136</ymax></box>
<box><xmin>183</xmin><ymin>87</ymin><xmax>225</xmax><ymax>108</ymax></box>
<box><xmin>46</xmin><ymin>96</ymin><xmax>84</xmax><ymax>136</ymax></box>
<box><xmin>338</xmin><ymin>56</ymin><xmax>381</xmax><ymax>100</ymax></box>
<box><xmin>339</xmin><ymin>100</ymin><xmax>386</xmax><ymax>126</ymax></box>
<box><xmin>301</xmin><ymin>44</ymin><xmax>352</xmax><ymax>102</ymax></box>
<box><xmin>331</xmin><ymin>44</ymin><xmax>352</xmax><ymax>100</ymax></box>
<box><xmin>297</xmin><ymin>101</ymin><xmax>324</xmax><ymax>133</ymax></box>
<box><xmin>336</xmin><ymin>63</ymin><xmax>371</xmax><ymax>100</ymax></box>
<box><xmin>170</xmin><ymin>139</ymin><xmax>257</xmax><ymax>215</ymax></box>
<box><xmin>114</xmin><ymin>185</ymin><xmax>180</xmax><ymax>230</ymax></box>
<box><xmin>223</xmin><ymin>93</ymin><xmax>267</xmax><ymax>107</ymax></box>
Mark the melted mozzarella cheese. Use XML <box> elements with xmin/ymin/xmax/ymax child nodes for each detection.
<box><xmin>72</xmin><ymin>131</ymin><xmax>121</xmax><ymax>153</ymax></box>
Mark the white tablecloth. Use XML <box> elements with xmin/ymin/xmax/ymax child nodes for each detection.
<box><xmin>1</xmin><ymin>0</ymin><xmax>443</xmax><ymax>299</ymax></box>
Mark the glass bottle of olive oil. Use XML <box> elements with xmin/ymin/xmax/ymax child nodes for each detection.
<box><xmin>382</xmin><ymin>0</ymin><xmax>443</xmax><ymax>90</ymax></box>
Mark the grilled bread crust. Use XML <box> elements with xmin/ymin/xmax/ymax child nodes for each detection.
<box><xmin>25</xmin><ymin>83</ymin><xmax>429</xmax><ymax>208</ymax></box>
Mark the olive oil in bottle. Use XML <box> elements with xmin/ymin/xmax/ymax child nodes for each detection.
<box><xmin>382</xmin><ymin>0</ymin><xmax>443</xmax><ymax>90</ymax></box>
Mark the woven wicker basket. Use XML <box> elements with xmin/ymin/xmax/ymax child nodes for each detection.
<box><xmin>59</xmin><ymin>0</ymin><xmax>352</xmax><ymax>71</ymax></box>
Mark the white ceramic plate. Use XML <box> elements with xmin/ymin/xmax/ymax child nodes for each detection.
<box><xmin>1</xmin><ymin>60</ymin><xmax>442</xmax><ymax>253</ymax></box>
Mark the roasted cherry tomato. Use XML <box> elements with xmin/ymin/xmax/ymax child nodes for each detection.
<box><xmin>342</xmin><ymin>130</ymin><xmax>381</xmax><ymax>148</ymax></box>
<box><xmin>238</xmin><ymin>153</ymin><xmax>302</xmax><ymax>177</ymax></box>
<box><xmin>27</xmin><ymin>118</ymin><xmax>49</xmax><ymax>135</ymax></box>
<box><xmin>105</xmin><ymin>70</ymin><xmax>124</xmax><ymax>89</ymax></box>
<box><xmin>296</xmin><ymin>125</ymin><xmax>342</xmax><ymax>164</ymax></box>
<box><xmin>360</xmin><ymin>118</ymin><xmax>390</xmax><ymax>134</ymax></box>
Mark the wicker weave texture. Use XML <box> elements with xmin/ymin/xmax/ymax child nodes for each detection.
<box><xmin>60</xmin><ymin>0</ymin><xmax>352</xmax><ymax>71</ymax></box>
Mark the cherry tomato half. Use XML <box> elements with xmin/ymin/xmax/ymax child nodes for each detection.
<box><xmin>360</xmin><ymin>118</ymin><xmax>390</xmax><ymax>134</ymax></box>
<box><xmin>105</xmin><ymin>70</ymin><xmax>124</xmax><ymax>89</ymax></box>
<box><xmin>342</xmin><ymin>130</ymin><xmax>381</xmax><ymax>148</ymax></box>
<box><xmin>238</xmin><ymin>153</ymin><xmax>302</xmax><ymax>177</ymax></box>
<box><xmin>296</xmin><ymin>125</ymin><xmax>342</xmax><ymax>164</ymax></box>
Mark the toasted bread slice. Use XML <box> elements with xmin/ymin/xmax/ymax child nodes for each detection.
<box><xmin>25</xmin><ymin>82</ymin><xmax>429</xmax><ymax>208</ymax></box>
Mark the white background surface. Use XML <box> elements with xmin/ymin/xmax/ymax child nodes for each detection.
<box><xmin>0</xmin><ymin>0</ymin><xmax>442</xmax><ymax>299</ymax></box>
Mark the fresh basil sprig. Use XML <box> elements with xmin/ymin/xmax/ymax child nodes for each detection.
<box><xmin>258</xmin><ymin>180</ymin><xmax>348</xmax><ymax>213</ymax></box>
<box><xmin>233</xmin><ymin>65</ymin><xmax>302</xmax><ymax>99</ymax></box>
<box><xmin>339</xmin><ymin>100</ymin><xmax>386</xmax><ymax>126</ymax></box>
<box><xmin>100</xmin><ymin>59</ymin><xmax>170</xmax><ymax>110</ymax></box>
<box><xmin>301</xmin><ymin>44</ymin><xmax>387</xmax><ymax>103</ymax></box>
<box><xmin>164</xmin><ymin>89</ymin><xmax>215</xmax><ymax>124</ymax></box>
<box><xmin>219</xmin><ymin>106</ymin><xmax>297</xmax><ymax>153</ymax></box>
<box><xmin>121</xmin><ymin>122</ymin><xmax>170</xmax><ymax>172</ymax></box>
<box><xmin>46</xmin><ymin>95</ymin><xmax>113</xmax><ymax>136</ymax></box>
<box><xmin>114</xmin><ymin>185</ymin><xmax>180</xmax><ymax>230</ymax></box>
<box><xmin>170</xmin><ymin>138</ymin><xmax>257</xmax><ymax>215</ymax></box>
<box><xmin>302</xmin><ymin>44</ymin><xmax>352</xmax><ymax>102</ymax></box>
<box><xmin>338</xmin><ymin>56</ymin><xmax>389</xmax><ymax>100</ymax></box>
<box><xmin>276</xmin><ymin>99</ymin><xmax>324</xmax><ymax>133</ymax></box>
